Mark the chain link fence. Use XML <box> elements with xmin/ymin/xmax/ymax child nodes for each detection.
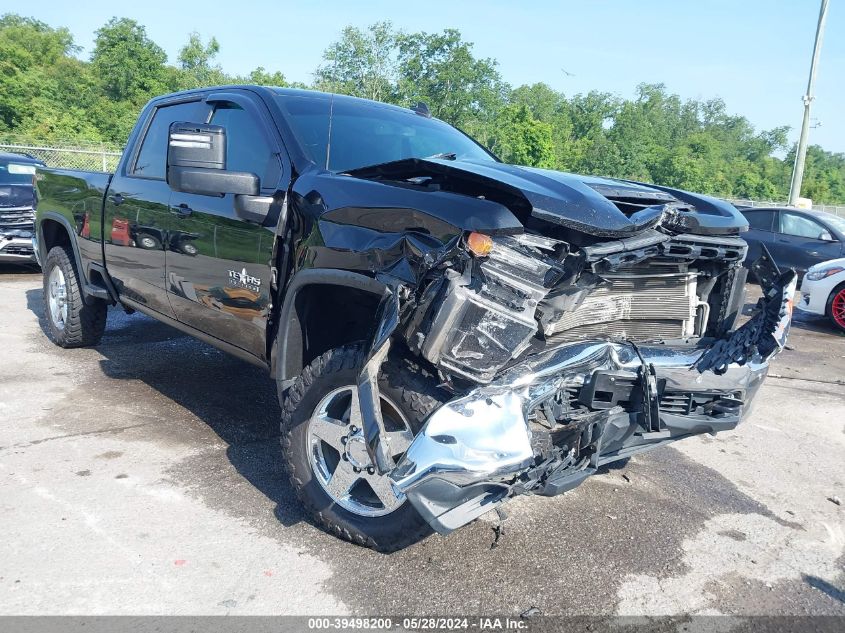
<box><xmin>2</xmin><ymin>136</ymin><xmax>845</xmax><ymax>217</ymax></box>
<box><xmin>727</xmin><ymin>197</ymin><xmax>845</xmax><ymax>218</ymax></box>
<box><xmin>0</xmin><ymin>136</ymin><xmax>122</xmax><ymax>173</ymax></box>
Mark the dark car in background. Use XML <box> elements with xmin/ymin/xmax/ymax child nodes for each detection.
<box><xmin>739</xmin><ymin>206</ymin><xmax>845</xmax><ymax>277</ymax></box>
<box><xmin>0</xmin><ymin>152</ymin><xmax>45</xmax><ymax>264</ymax></box>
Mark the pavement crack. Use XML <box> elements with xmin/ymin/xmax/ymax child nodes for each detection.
<box><xmin>0</xmin><ymin>421</ymin><xmax>162</xmax><ymax>451</ymax></box>
<box><xmin>768</xmin><ymin>374</ymin><xmax>845</xmax><ymax>387</ymax></box>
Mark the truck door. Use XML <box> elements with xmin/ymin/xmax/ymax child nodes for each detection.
<box><xmin>104</xmin><ymin>98</ymin><xmax>210</xmax><ymax>317</ymax></box>
<box><xmin>165</xmin><ymin>93</ymin><xmax>285</xmax><ymax>359</ymax></box>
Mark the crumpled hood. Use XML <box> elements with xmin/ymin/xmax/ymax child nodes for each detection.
<box><xmin>346</xmin><ymin>158</ymin><xmax>748</xmax><ymax>237</ymax></box>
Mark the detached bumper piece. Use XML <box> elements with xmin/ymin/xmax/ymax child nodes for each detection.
<box><xmin>388</xmin><ymin>273</ymin><xmax>794</xmax><ymax>535</ymax></box>
<box><xmin>697</xmin><ymin>258</ymin><xmax>797</xmax><ymax>373</ymax></box>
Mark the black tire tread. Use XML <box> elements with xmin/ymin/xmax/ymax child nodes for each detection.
<box><xmin>43</xmin><ymin>246</ymin><xmax>107</xmax><ymax>348</ymax></box>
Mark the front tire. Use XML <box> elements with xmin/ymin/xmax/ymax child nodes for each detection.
<box><xmin>179</xmin><ymin>242</ymin><xmax>198</xmax><ymax>256</ymax></box>
<box><xmin>42</xmin><ymin>245</ymin><xmax>107</xmax><ymax>348</ymax></box>
<box><xmin>826</xmin><ymin>282</ymin><xmax>845</xmax><ymax>333</ymax></box>
<box><xmin>280</xmin><ymin>343</ymin><xmax>447</xmax><ymax>551</ymax></box>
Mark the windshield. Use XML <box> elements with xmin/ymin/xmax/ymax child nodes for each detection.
<box><xmin>820</xmin><ymin>212</ymin><xmax>845</xmax><ymax>236</ymax></box>
<box><xmin>0</xmin><ymin>161</ymin><xmax>37</xmax><ymax>186</ymax></box>
<box><xmin>276</xmin><ymin>94</ymin><xmax>495</xmax><ymax>172</ymax></box>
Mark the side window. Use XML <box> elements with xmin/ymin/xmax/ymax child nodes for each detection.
<box><xmin>209</xmin><ymin>102</ymin><xmax>278</xmax><ymax>186</ymax></box>
<box><xmin>744</xmin><ymin>210</ymin><xmax>775</xmax><ymax>231</ymax></box>
<box><xmin>780</xmin><ymin>211</ymin><xmax>827</xmax><ymax>239</ymax></box>
<box><xmin>132</xmin><ymin>101</ymin><xmax>207</xmax><ymax>179</ymax></box>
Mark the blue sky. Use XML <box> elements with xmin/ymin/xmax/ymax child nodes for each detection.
<box><xmin>15</xmin><ymin>0</ymin><xmax>845</xmax><ymax>152</ymax></box>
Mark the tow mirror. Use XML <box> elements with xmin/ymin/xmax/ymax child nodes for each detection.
<box><xmin>234</xmin><ymin>194</ymin><xmax>274</xmax><ymax>224</ymax></box>
<box><xmin>166</xmin><ymin>122</ymin><xmax>259</xmax><ymax>197</ymax></box>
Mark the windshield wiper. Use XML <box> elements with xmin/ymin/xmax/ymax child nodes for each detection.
<box><xmin>424</xmin><ymin>152</ymin><xmax>457</xmax><ymax>160</ymax></box>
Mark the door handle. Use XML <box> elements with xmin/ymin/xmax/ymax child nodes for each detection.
<box><xmin>169</xmin><ymin>203</ymin><xmax>193</xmax><ymax>218</ymax></box>
<box><xmin>110</xmin><ymin>193</ymin><xmax>124</xmax><ymax>206</ymax></box>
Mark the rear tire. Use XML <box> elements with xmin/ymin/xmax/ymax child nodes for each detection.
<box><xmin>826</xmin><ymin>282</ymin><xmax>845</xmax><ymax>333</ymax></box>
<box><xmin>136</xmin><ymin>233</ymin><xmax>161</xmax><ymax>250</ymax></box>
<box><xmin>280</xmin><ymin>343</ymin><xmax>447</xmax><ymax>551</ymax></box>
<box><xmin>42</xmin><ymin>245</ymin><xmax>107</xmax><ymax>348</ymax></box>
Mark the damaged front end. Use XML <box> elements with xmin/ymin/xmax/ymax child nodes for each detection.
<box><xmin>322</xmin><ymin>159</ymin><xmax>797</xmax><ymax>536</ymax></box>
<box><xmin>351</xmin><ymin>201</ymin><xmax>795</xmax><ymax>535</ymax></box>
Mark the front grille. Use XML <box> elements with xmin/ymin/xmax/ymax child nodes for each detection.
<box><xmin>659</xmin><ymin>392</ymin><xmax>693</xmax><ymax>415</ymax></box>
<box><xmin>0</xmin><ymin>208</ymin><xmax>34</xmax><ymax>227</ymax></box>
<box><xmin>0</xmin><ymin>244</ymin><xmax>34</xmax><ymax>256</ymax></box>
<box><xmin>540</xmin><ymin>272</ymin><xmax>698</xmax><ymax>342</ymax></box>
<box><xmin>659</xmin><ymin>392</ymin><xmax>742</xmax><ymax>416</ymax></box>
<box><xmin>662</xmin><ymin>235</ymin><xmax>747</xmax><ymax>262</ymax></box>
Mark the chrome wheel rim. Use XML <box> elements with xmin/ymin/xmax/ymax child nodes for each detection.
<box><xmin>47</xmin><ymin>266</ymin><xmax>68</xmax><ymax>331</ymax></box>
<box><xmin>140</xmin><ymin>236</ymin><xmax>157</xmax><ymax>249</ymax></box>
<box><xmin>307</xmin><ymin>386</ymin><xmax>414</xmax><ymax>517</ymax></box>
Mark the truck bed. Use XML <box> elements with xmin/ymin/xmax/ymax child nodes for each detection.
<box><xmin>35</xmin><ymin>167</ymin><xmax>113</xmax><ymax>274</ymax></box>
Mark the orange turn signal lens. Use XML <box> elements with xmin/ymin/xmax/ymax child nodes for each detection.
<box><xmin>467</xmin><ymin>232</ymin><xmax>493</xmax><ymax>257</ymax></box>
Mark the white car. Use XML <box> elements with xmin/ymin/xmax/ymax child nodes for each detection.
<box><xmin>798</xmin><ymin>257</ymin><xmax>845</xmax><ymax>332</ymax></box>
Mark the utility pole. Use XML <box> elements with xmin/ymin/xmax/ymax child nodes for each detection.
<box><xmin>788</xmin><ymin>0</ymin><xmax>830</xmax><ymax>206</ymax></box>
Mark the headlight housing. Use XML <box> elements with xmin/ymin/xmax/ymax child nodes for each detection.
<box><xmin>805</xmin><ymin>265</ymin><xmax>845</xmax><ymax>281</ymax></box>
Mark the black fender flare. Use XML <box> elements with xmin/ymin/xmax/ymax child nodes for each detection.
<box><xmin>37</xmin><ymin>212</ymin><xmax>116</xmax><ymax>303</ymax></box>
<box><xmin>274</xmin><ymin>268</ymin><xmax>390</xmax><ymax>383</ymax></box>
<box><xmin>37</xmin><ymin>211</ymin><xmax>88</xmax><ymax>282</ymax></box>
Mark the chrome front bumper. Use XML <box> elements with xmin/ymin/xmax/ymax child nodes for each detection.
<box><xmin>388</xmin><ymin>339</ymin><xmax>771</xmax><ymax>534</ymax></box>
<box><xmin>385</xmin><ymin>263</ymin><xmax>797</xmax><ymax>534</ymax></box>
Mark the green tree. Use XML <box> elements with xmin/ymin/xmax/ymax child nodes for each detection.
<box><xmin>395</xmin><ymin>28</ymin><xmax>507</xmax><ymax>129</ymax></box>
<box><xmin>314</xmin><ymin>22</ymin><xmax>397</xmax><ymax>101</ymax></box>
<box><xmin>1</xmin><ymin>15</ymin><xmax>843</xmax><ymax>204</ymax></box>
<box><xmin>801</xmin><ymin>145</ymin><xmax>845</xmax><ymax>203</ymax></box>
<box><xmin>0</xmin><ymin>15</ymin><xmax>79</xmax><ymax>133</ymax></box>
<box><xmin>245</xmin><ymin>66</ymin><xmax>287</xmax><ymax>87</ymax></box>
<box><xmin>178</xmin><ymin>32</ymin><xmax>225</xmax><ymax>87</ymax></box>
<box><xmin>489</xmin><ymin>104</ymin><xmax>554</xmax><ymax>167</ymax></box>
<box><xmin>90</xmin><ymin>17</ymin><xmax>167</xmax><ymax>101</ymax></box>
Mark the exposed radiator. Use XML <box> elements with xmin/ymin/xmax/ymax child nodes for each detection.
<box><xmin>541</xmin><ymin>272</ymin><xmax>698</xmax><ymax>342</ymax></box>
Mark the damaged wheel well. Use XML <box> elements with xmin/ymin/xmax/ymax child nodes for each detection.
<box><xmin>275</xmin><ymin>270</ymin><xmax>386</xmax><ymax>384</ymax></box>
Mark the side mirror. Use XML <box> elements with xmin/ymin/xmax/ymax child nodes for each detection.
<box><xmin>166</xmin><ymin>122</ymin><xmax>259</xmax><ymax>197</ymax></box>
<box><xmin>819</xmin><ymin>230</ymin><xmax>835</xmax><ymax>242</ymax></box>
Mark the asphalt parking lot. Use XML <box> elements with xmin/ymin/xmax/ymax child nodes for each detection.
<box><xmin>1</xmin><ymin>264</ymin><xmax>843</xmax><ymax>617</ymax></box>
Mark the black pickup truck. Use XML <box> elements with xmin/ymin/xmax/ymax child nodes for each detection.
<box><xmin>34</xmin><ymin>86</ymin><xmax>796</xmax><ymax>551</ymax></box>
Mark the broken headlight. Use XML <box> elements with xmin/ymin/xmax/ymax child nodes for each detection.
<box><xmin>420</xmin><ymin>234</ymin><xmax>563</xmax><ymax>383</ymax></box>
